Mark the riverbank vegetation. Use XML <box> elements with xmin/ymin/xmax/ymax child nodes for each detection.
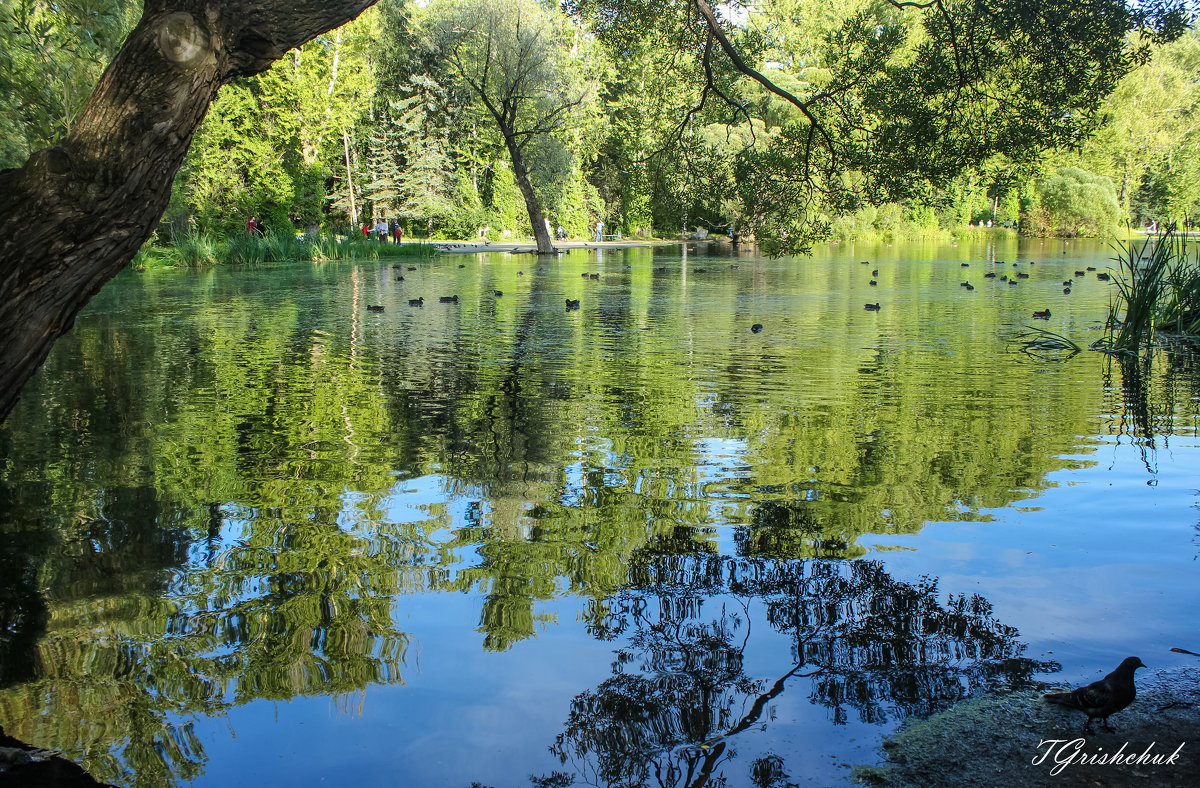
<box><xmin>132</xmin><ymin>232</ymin><xmax>435</xmax><ymax>269</ymax></box>
<box><xmin>2</xmin><ymin>1</ymin><xmax>1197</xmax><ymax>262</ymax></box>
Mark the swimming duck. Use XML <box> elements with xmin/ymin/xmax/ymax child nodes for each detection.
<box><xmin>439</xmin><ymin>295</ymin><xmax>459</xmax><ymax>303</ymax></box>
<box><xmin>367</xmin><ymin>305</ymin><xmax>385</xmax><ymax>312</ymax></box>
<box><xmin>751</xmin><ymin>323</ymin><xmax>763</xmax><ymax>333</ymax></box>
<box><xmin>1033</xmin><ymin>309</ymin><xmax>1051</xmax><ymax>319</ymax></box>
<box><xmin>864</xmin><ymin>302</ymin><xmax>881</xmax><ymax>311</ymax></box>
<box><xmin>408</xmin><ymin>297</ymin><xmax>424</xmax><ymax>307</ymax></box>
<box><xmin>565</xmin><ymin>298</ymin><xmax>580</xmax><ymax>310</ymax></box>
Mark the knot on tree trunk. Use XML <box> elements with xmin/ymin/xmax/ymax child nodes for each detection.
<box><xmin>158</xmin><ymin>12</ymin><xmax>211</xmax><ymax>69</ymax></box>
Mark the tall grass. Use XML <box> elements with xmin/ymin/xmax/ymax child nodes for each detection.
<box><xmin>133</xmin><ymin>233</ymin><xmax>435</xmax><ymax>269</ymax></box>
<box><xmin>1090</xmin><ymin>226</ymin><xmax>1200</xmax><ymax>354</ymax></box>
<box><xmin>1159</xmin><ymin>234</ymin><xmax>1200</xmax><ymax>335</ymax></box>
<box><xmin>173</xmin><ymin>232</ymin><xmax>221</xmax><ymax>267</ymax></box>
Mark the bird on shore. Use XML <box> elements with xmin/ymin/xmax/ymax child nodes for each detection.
<box><xmin>1043</xmin><ymin>656</ymin><xmax>1145</xmax><ymax>733</ymax></box>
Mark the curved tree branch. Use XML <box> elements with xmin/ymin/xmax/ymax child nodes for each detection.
<box><xmin>0</xmin><ymin>0</ymin><xmax>379</xmax><ymax>422</ymax></box>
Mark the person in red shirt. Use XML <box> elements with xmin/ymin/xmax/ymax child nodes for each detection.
<box><xmin>246</xmin><ymin>216</ymin><xmax>257</xmax><ymax>235</ymax></box>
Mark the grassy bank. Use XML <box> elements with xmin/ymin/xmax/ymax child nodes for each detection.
<box><xmin>133</xmin><ymin>233</ymin><xmax>437</xmax><ymax>269</ymax></box>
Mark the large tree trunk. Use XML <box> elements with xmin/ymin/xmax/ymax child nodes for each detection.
<box><xmin>504</xmin><ymin>137</ymin><xmax>555</xmax><ymax>255</ymax></box>
<box><xmin>0</xmin><ymin>0</ymin><xmax>377</xmax><ymax>423</ymax></box>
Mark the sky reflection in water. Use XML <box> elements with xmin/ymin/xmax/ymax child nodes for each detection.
<box><xmin>1</xmin><ymin>238</ymin><xmax>1198</xmax><ymax>787</ymax></box>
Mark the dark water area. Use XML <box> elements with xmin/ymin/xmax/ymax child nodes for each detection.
<box><xmin>1</xmin><ymin>237</ymin><xmax>1198</xmax><ymax>787</ymax></box>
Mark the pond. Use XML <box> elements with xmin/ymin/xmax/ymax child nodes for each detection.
<box><xmin>1</xmin><ymin>237</ymin><xmax>1198</xmax><ymax>787</ymax></box>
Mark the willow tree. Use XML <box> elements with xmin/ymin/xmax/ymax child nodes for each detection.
<box><xmin>425</xmin><ymin>0</ymin><xmax>600</xmax><ymax>254</ymax></box>
<box><xmin>0</xmin><ymin>0</ymin><xmax>380</xmax><ymax>422</ymax></box>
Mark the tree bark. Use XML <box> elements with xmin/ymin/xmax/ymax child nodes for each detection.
<box><xmin>503</xmin><ymin>138</ymin><xmax>555</xmax><ymax>255</ymax></box>
<box><xmin>0</xmin><ymin>0</ymin><xmax>377</xmax><ymax>422</ymax></box>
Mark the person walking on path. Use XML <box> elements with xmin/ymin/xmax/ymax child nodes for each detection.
<box><xmin>594</xmin><ymin>220</ymin><xmax>604</xmax><ymax>243</ymax></box>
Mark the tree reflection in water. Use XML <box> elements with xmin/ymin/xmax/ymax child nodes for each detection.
<box><xmin>548</xmin><ymin>545</ymin><xmax>1056</xmax><ymax>788</ymax></box>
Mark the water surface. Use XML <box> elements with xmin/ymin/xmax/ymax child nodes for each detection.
<box><xmin>1</xmin><ymin>237</ymin><xmax>1198</xmax><ymax>786</ymax></box>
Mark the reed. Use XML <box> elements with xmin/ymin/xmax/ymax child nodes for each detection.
<box><xmin>174</xmin><ymin>232</ymin><xmax>221</xmax><ymax>267</ymax></box>
<box><xmin>1091</xmin><ymin>229</ymin><xmax>1176</xmax><ymax>354</ymax></box>
<box><xmin>1012</xmin><ymin>326</ymin><xmax>1081</xmax><ymax>360</ymax></box>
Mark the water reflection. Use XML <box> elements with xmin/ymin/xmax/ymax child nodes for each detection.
<box><xmin>0</xmin><ymin>240</ymin><xmax>1198</xmax><ymax>785</ymax></box>
<box><xmin>548</xmin><ymin>554</ymin><xmax>1051</xmax><ymax>787</ymax></box>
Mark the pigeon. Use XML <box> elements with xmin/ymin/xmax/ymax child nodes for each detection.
<box><xmin>1043</xmin><ymin>656</ymin><xmax>1145</xmax><ymax>733</ymax></box>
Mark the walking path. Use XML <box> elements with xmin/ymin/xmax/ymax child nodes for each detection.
<box><xmin>427</xmin><ymin>239</ymin><xmax>702</xmax><ymax>254</ymax></box>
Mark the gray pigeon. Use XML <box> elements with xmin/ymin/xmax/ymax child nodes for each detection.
<box><xmin>1043</xmin><ymin>656</ymin><xmax>1145</xmax><ymax>733</ymax></box>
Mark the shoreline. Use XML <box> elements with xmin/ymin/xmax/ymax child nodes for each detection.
<box><xmin>426</xmin><ymin>238</ymin><xmax>711</xmax><ymax>254</ymax></box>
<box><xmin>854</xmin><ymin>664</ymin><xmax>1200</xmax><ymax>787</ymax></box>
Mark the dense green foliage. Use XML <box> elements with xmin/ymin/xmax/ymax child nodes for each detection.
<box><xmin>0</xmin><ymin>1</ymin><xmax>1196</xmax><ymax>248</ymax></box>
